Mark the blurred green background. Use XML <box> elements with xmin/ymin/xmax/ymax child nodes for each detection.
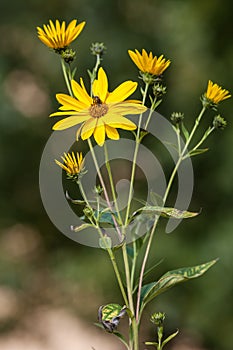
<box><xmin>0</xmin><ymin>0</ymin><xmax>232</xmax><ymax>349</ymax></box>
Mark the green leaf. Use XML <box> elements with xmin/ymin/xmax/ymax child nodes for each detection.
<box><xmin>181</xmin><ymin>122</ymin><xmax>189</xmax><ymax>141</ymax></box>
<box><xmin>162</xmin><ymin>330</ymin><xmax>179</xmax><ymax>347</ymax></box>
<box><xmin>189</xmin><ymin>148</ymin><xmax>209</xmax><ymax>157</ymax></box>
<box><xmin>126</xmin><ymin>246</ymin><xmax>134</xmax><ymax>260</ymax></box>
<box><xmin>71</xmin><ymin>223</ymin><xmax>93</xmax><ymax>232</ymax></box>
<box><xmin>113</xmin><ymin>332</ymin><xmax>130</xmax><ymax>349</ymax></box>
<box><xmin>99</xmin><ymin>236</ymin><xmax>112</xmax><ymax>249</ymax></box>
<box><xmin>141</xmin><ymin>259</ymin><xmax>218</xmax><ymax>307</ymax></box>
<box><xmin>133</xmin><ymin>206</ymin><xmax>199</xmax><ymax>219</ymax></box>
<box><xmin>94</xmin><ymin>210</ymin><xmax>116</xmax><ymax>225</ymax></box>
<box><xmin>145</xmin><ymin>341</ymin><xmax>158</xmax><ymax>346</ymax></box>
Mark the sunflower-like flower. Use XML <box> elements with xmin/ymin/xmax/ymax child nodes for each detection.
<box><xmin>128</xmin><ymin>49</ymin><xmax>171</xmax><ymax>77</ymax></box>
<box><xmin>202</xmin><ymin>80</ymin><xmax>231</xmax><ymax>108</ymax></box>
<box><xmin>50</xmin><ymin>67</ymin><xmax>147</xmax><ymax>146</ymax></box>
<box><xmin>55</xmin><ymin>152</ymin><xmax>85</xmax><ymax>180</ymax></box>
<box><xmin>37</xmin><ymin>19</ymin><xmax>85</xmax><ymax>50</ymax></box>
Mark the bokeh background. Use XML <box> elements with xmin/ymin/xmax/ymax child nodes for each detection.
<box><xmin>0</xmin><ymin>0</ymin><xmax>232</xmax><ymax>349</ymax></box>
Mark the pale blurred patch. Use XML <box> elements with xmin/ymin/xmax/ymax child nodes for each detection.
<box><xmin>4</xmin><ymin>70</ymin><xmax>51</xmax><ymax>118</ymax></box>
<box><xmin>0</xmin><ymin>223</ymin><xmax>42</xmax><ymax>260</ymax></box>
<box><xmin>0</xmin><ymin>307</ymin><xmax>125</xmax><ymax>350</ymax></box>
<box><xmin>0</xmin><ymin>286</ymin><xmax>19</xmax><ymax>321</ymax></box>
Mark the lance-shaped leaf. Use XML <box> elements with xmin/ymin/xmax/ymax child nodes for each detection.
<box><xmin>132</xmin><ymin>206</ymin><xmax>199</xmax><ymax>219</ymax></box>
<box><xmin>141</xmin><ymin>259</ymin><xmax>218</xmax><ymax>308</ymax></box>
<box><xmin>71</xmin><ymin>223</ymin><xmax>93</xmax><ymax>232</ymax></box>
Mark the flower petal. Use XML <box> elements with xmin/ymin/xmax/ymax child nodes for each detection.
<box><xmin>93</xmin><ymin>120</ymin><xmax>106</xmax><ymax>146</ymax></box>
<box><xmin>109</xmin><ymin>102</ymin><xmax>147</xmax><ymax>115</ymax></box>
<box><xmin>105</xmin><ymin>125</ymin><xmax>120</xmax><ymax>140</ymax></box>
<box><xmin>106</xmin><ymin>81</ymin><xmax>138</xmax><ymax>103</ymax></box>
<box><xmin>52</xmin><ymin>115</ymin><xmax>90</xmax><ymax>130</ymax></box>
<box><xmin>81</xmin><ymin>118</ymin><xmax>97</xmax><ymax>139</ymax></box>
<box><xmin>56</xmin><ymin>94</ymin><xmax>87</xmax><ymax>111</ymax></box>
<box><xmin>71</xmin><ymin>79</ymin><xmax>92</xmax><ymax>105</ymax></box>
<box><xmin>103</xmin><ymin>113</ymin><xmax>137</xmax><ymax>130</ymax></box>
<box><xmin>92</xmin><ymin>67</ymin><xmax>108</xmax><ymax>102</ymax></box>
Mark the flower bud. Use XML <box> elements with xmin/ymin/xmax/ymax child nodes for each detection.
<box><xmin>61</xmin><ymin>48</ymin><xmax>76</xmax><ymax>63</ymax></box>
<box><xmin>150</xmin><ymin>312</ymin><xmax>166</xmax><ymax>327</ymax></box>
<box><xmin>171</xmin><ymin>112</ymin><xmax>184</xmax><ymax>124</ymax></box>
<box><xmin>90</xmin><ymin>42</ymin><xmax>106</xmax><ymax>57</ymax></box>
<box><xmin>213</xmin><ymin>115</ymin><xmax>227</xmax><ymax>130</ymax></box>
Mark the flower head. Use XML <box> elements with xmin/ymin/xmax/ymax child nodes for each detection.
<box><xmin>37</xmin><ymin>19</ymin><xmax>85</xmax><ymax>50</ymax></box>
<box><xmin>202</xmin><ymin>80</ymin><xmax>231</xmax><ymax>108</ymax></box>
<box><xmin>50</xmin><ymin>67</ymin><xmax>147</xmax><ymax>146</ymax></box>
<box><xmin>55</xmin><ymin>152</ymin><xmax>85</xmax><ymax>179</ymax></box>
<box><xmin>128</xmin><ymin>49</ymin><xmax>171</xmax><ymax>77</ymax></box>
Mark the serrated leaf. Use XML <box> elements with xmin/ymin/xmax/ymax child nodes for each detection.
<box><xmin>141</xmin><ymin>259</ymin><xmax>218</xmax><ymax>306</ymax></box>
<box><xmin>189</xmin><ymin>148</ymin><xmax>209</xmax><ymax>157</ymax></box>
<box><xmin>71</xmin><ymin>223</ymin><xmax>93</xmax><ymax>232</ymax></box>
<box><xmin>133</xmin><ymin>206</ymin><xmax>199</xmax><ymax>219</ymax></box>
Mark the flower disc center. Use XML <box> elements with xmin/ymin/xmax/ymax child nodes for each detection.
<box><xmin>89</xmin><ymin>97</ymin><xmax>108</xmax><ymax>118</ymax></box>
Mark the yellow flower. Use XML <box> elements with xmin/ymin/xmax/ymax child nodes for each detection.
<box><xmin>128</xmin><ymin>49</ymin><xmax>171</xmax><ymax>76</ymax></box>
<box><xmin>205</xmin><ymin>80</ymin><xmax>231</xmax><ymax>104</ymax></box>
<box><xmin>37</xmin><ymin>19</ymin><xmax>85</xmax><ymax>50</ymax></box>
<box><xmin>55</xmin><ymin>152</ymin><xmax>84</xmax><ymax>176</ymax></box>
<box><xmin>50</xmin><ymin>67</ymin><xmax>147</xmax><ymax>146</ymax></box>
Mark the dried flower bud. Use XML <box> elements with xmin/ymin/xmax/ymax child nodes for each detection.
<box><xmin>213</xmin><ymin>115</ymin><xmax>227</xmax><ymax>130</ymax></box>
<box><xmin>171</xmin><ymin>112</ymin><xmax>184</xmax><ymax>124</ymax></box>
<box><xmin>153</xmin><ymin>83</ymin><xmax>166</xmax><ymax>97</ymax></box>
<box><xmin>61</xmin><ymin>48</ymin><xmax>76</xmax><ymax>63</ymax></box>
<box><xmin>90</xmin><ymin>42</ymin><xmax>106</xmax><ymax>57</ymax></box>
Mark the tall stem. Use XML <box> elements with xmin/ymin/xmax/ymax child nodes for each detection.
<box><xmin>87</xmin><ymin>138</ymin><xmax>123</xmax><ymax>242</ymax></box>
<box><xmin>124</xmin><ymin>82</ymin><xmax>150</xmax><ymax>225</ymax></box>
<box><xmin>61</xmin><ymin>59</ymin><xmax>73</xmax><ymax>96</ymax></box>
<box><xmin>136</xmin><ymin>106</ymin><xmax>207</xmax><ymax>322</ymax></box>
<box><xmin>104</xmin><ymin>143</ymin><xmax>123</xmax><ymax>226</ymax></box>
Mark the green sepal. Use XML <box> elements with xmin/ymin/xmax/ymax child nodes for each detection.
<box><xmin>141</xmin><ymin>258</ymin><xmax>218</xmax><ymax>307</ymax></box>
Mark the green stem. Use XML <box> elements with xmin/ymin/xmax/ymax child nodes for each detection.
<box><xmin>87</xmin><ymin>138</ymin><xmax>123</xmax><ymax>242</ymax></box>
<box><xmin>122</xmin><ymin>243</ymin><xmax>138</xmax><ymax>350</ymax></box>
<box><xmin>90</xmin><ymin>53</ymin><xmax>101</xmax><ymax>97</ymax></box>
<box><xmin>104</xmin><ymin>143</ymin><xmax>123</xmax><ymax>226</ymax></box>
<box><xmin>61</xmin><ymin>58</ymin><xmax>73</xmax><ymax>96</ymax></box>
<box><xmin>136</xmin><ymin>106</ymin><xmax>207</xmax><ymax>322</ymax></box>
<box><xmin>78</xmin><ymin>173</ymin><xmax>128</xmax><ymax>306</ymax></box>
<box><xmin>124</xmin><ymin>82</ymin><xmax>150</xmax><ymax>225</ymax></box>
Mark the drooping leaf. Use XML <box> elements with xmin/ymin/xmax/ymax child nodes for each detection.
<box><xmin>141</xmin><ymin>259</ymin><xmax>218</xmax><ymax>307</ymax></box>
<box><xmin>133</xmin><ymin>206</ymin><xmax>199</xmax><ymax>219</ymax></box>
